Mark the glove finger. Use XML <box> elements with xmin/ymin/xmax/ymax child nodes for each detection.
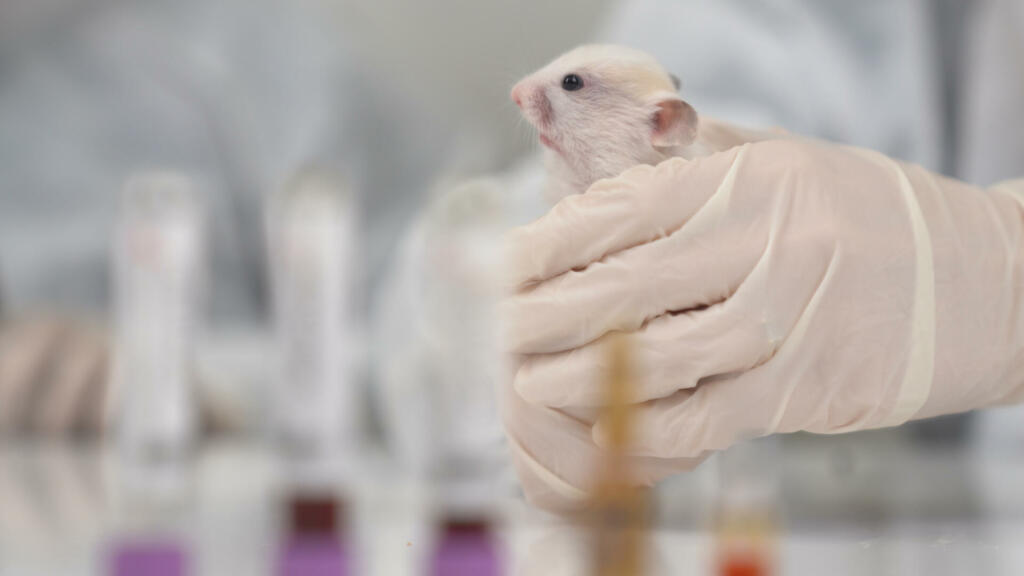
<box><xmin>594</xmin><ymin>369</ymin><xmax>780</xmax><ymax>459</ymax></box>
<box><xmin>514</xmin><ymin>290</ymin><xmax>774</xmax><ymax>407</ymax></box>
<box><xmin>502</xmin><ymin>363</ymin><xmax>695</xmax><ymax>511</ymax></box>
<box><xmin>509</xmin><ymin>424</ymin><xmax>702</xmax><ymax>512</ymax></box>
<box><xmin>505</xmin><ymin>145</ymin><xmax>748</xmax><ymax>288</ymax></box>
<box><xmin>502</xmin><ymin>190</ymin><xmax>765</xmax><ymax>355</ymax></box>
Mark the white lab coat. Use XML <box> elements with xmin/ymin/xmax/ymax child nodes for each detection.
<box><xmin>600</xmin><ymin>0</ymin><xmax>943</xmax><ymax>170</ymax></box>
<box><xmin>960</xmin><ymin>0</ymin><xmax>1024</xmax><ymax>185</ymax></box>
<box><xmin>599</xmin><ymin>0</ymin><xmax>1024</xmax><ymax>185</ymax></box>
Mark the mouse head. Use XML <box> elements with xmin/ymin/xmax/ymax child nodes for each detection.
<box><xmin>511</xmin><ymin>44</ymin><xmax>698</xmax><ymax>193</ymax></box>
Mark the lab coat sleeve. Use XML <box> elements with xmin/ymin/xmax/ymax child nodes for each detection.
<box><xmin>960</xmin><ymin>0</ymin><xmax>1024</xmax><ymax>185</ymax></box>
<box><xmin>598</xmin><ymin>0</ymin><xmax>945</xmax><ymax>172</ymax></box>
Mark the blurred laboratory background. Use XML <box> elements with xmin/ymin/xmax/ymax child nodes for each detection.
<box><xmin>1</xmin><ymin>0</ymin><xmax>1023</xmax><ymax>574</ymax></box>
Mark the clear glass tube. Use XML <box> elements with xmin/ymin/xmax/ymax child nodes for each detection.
<box><xmin>266</xmin><ymin>169</ymin><xmax>358</xmax><ymax>458</ymax></box>
<box><xmin>112</xmin><ymin>171</ymin><xmax>203</xmax><ymax>461</ymax></box>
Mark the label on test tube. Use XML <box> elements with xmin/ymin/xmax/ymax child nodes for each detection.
<box><xmin>267</xmin><ymin>170</ymin><xmax>356</xmax><ymax>455</ymax></box>
<box><xmin>112</xmin><ymin>172</ymin><xmax>202</xmax><ymax>459</ymax></box>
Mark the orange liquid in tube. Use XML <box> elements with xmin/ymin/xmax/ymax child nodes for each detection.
<box><xmin>715</xmin><ymin>515</ymin><xmax>776</xmax><ymax>576</ymax></box>
<box><xmin>712</xmin><ymin>438</ymin><xmax>780</xmax><ymax>576</ymax></box>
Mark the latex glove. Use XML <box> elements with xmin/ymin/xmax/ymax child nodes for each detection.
<box><xmin>504</xmin><ymin>138</ymin><xmax>1024</xmax><ymax>477</ymax></box>
<box><xmin>0</xmin><ymin>315</ymin><xmax>110</xmax><ymax>437</ymax></box>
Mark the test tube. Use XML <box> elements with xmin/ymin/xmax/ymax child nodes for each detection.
<box><xmin>105</xmin><ymin>448</ymin><xmax>195</xmax><ymax>576</ymax></box>
<box><xmin>713</xmin><ymin>437</ymin><xmax>780</xmax><ymax>576</ymax></box>
<box><xmin>266</xmin><ymin>169</ymin><xmax>357</xmax><ymax>456</ymax></box>
<box><xmin>111</xmin><ymin>171</ymin><xmax>203</xmax><ymax>460</ymax></box>
<box><xmin>277</xmin><ymin>492</ymin><xmax>350</xmax><ymax>576</ymax></box>
<box><xmin>590</xmin><ymin>335</ymin><xmax>650</xmax><ymax>576</ymax></box>
<box><xmin>424</xmin><ymin>182</ymin><xmax>510</xmax><ymax>576</ymax></box>
<box><xmin>376</xmin><ymin>178</ymin><xmax>509</xmax><ymax>479</ymax></box>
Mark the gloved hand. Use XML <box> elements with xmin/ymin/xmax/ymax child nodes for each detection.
<box><xmin>0</xmin><ymin>315</ymin><xmax>110</xmax><ymax>437</ymax></box>
<box><xmin>502</xmin><ymin>137</ymin><xmax>1024</xmax><ymax>507</ymax></box>
<box><xmin>499</xmin><ymin>117</ymin><xmax>783</xmax><ymax>509</ymax></box>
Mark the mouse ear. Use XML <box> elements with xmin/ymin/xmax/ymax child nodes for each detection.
<box><xmin>650</xmin><ymin>92</ymin><xmax>698</xmax><ymax>148</ymax></box>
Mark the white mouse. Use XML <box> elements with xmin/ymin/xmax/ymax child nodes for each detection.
<box><xmin>512</xmin><ymin>44</ymin><xmax>708</xmax><ymax>203</ymax></box>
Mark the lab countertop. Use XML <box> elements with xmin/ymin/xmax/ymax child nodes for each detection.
<box><xmin>0</xmin><ymin>433</ymin><xmax>1022</xmax><ymax>576</ymax></box>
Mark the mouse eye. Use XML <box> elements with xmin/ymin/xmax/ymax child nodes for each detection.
<box><xmin>561</xmin><ymin>74</ymin><xmax>583</xmax><ymax>92</ymax></box>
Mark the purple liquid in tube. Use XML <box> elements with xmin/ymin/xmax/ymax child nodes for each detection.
<box><xmin>431</xmin><ymin>520</ymin><xmax>501</xmax><ymax>576</ymax></box>
<box><xmin>277</xmin><ymin>494</ymin><xmax>350</xmax><ymax>576</ymax></box>
<box><xmin>279</xmin><ymin>536</ymin><xmax>349</xmax><ymax>576</ymax></box>
<box><xmin>110</xmin><ymin>541</ymin><xmax>188</xmax><ymax>576</ymax></box>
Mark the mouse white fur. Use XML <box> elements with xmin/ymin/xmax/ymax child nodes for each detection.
<box><xmin>512</xmin><ymin>44</ymin><xmax>708</xmax><ymax>203</ymax></box>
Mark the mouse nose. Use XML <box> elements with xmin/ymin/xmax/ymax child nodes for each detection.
<box><xmin>511</xmin><ymin>82</ymin><xmax>527</xmax><ymax>108</ymax></box>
